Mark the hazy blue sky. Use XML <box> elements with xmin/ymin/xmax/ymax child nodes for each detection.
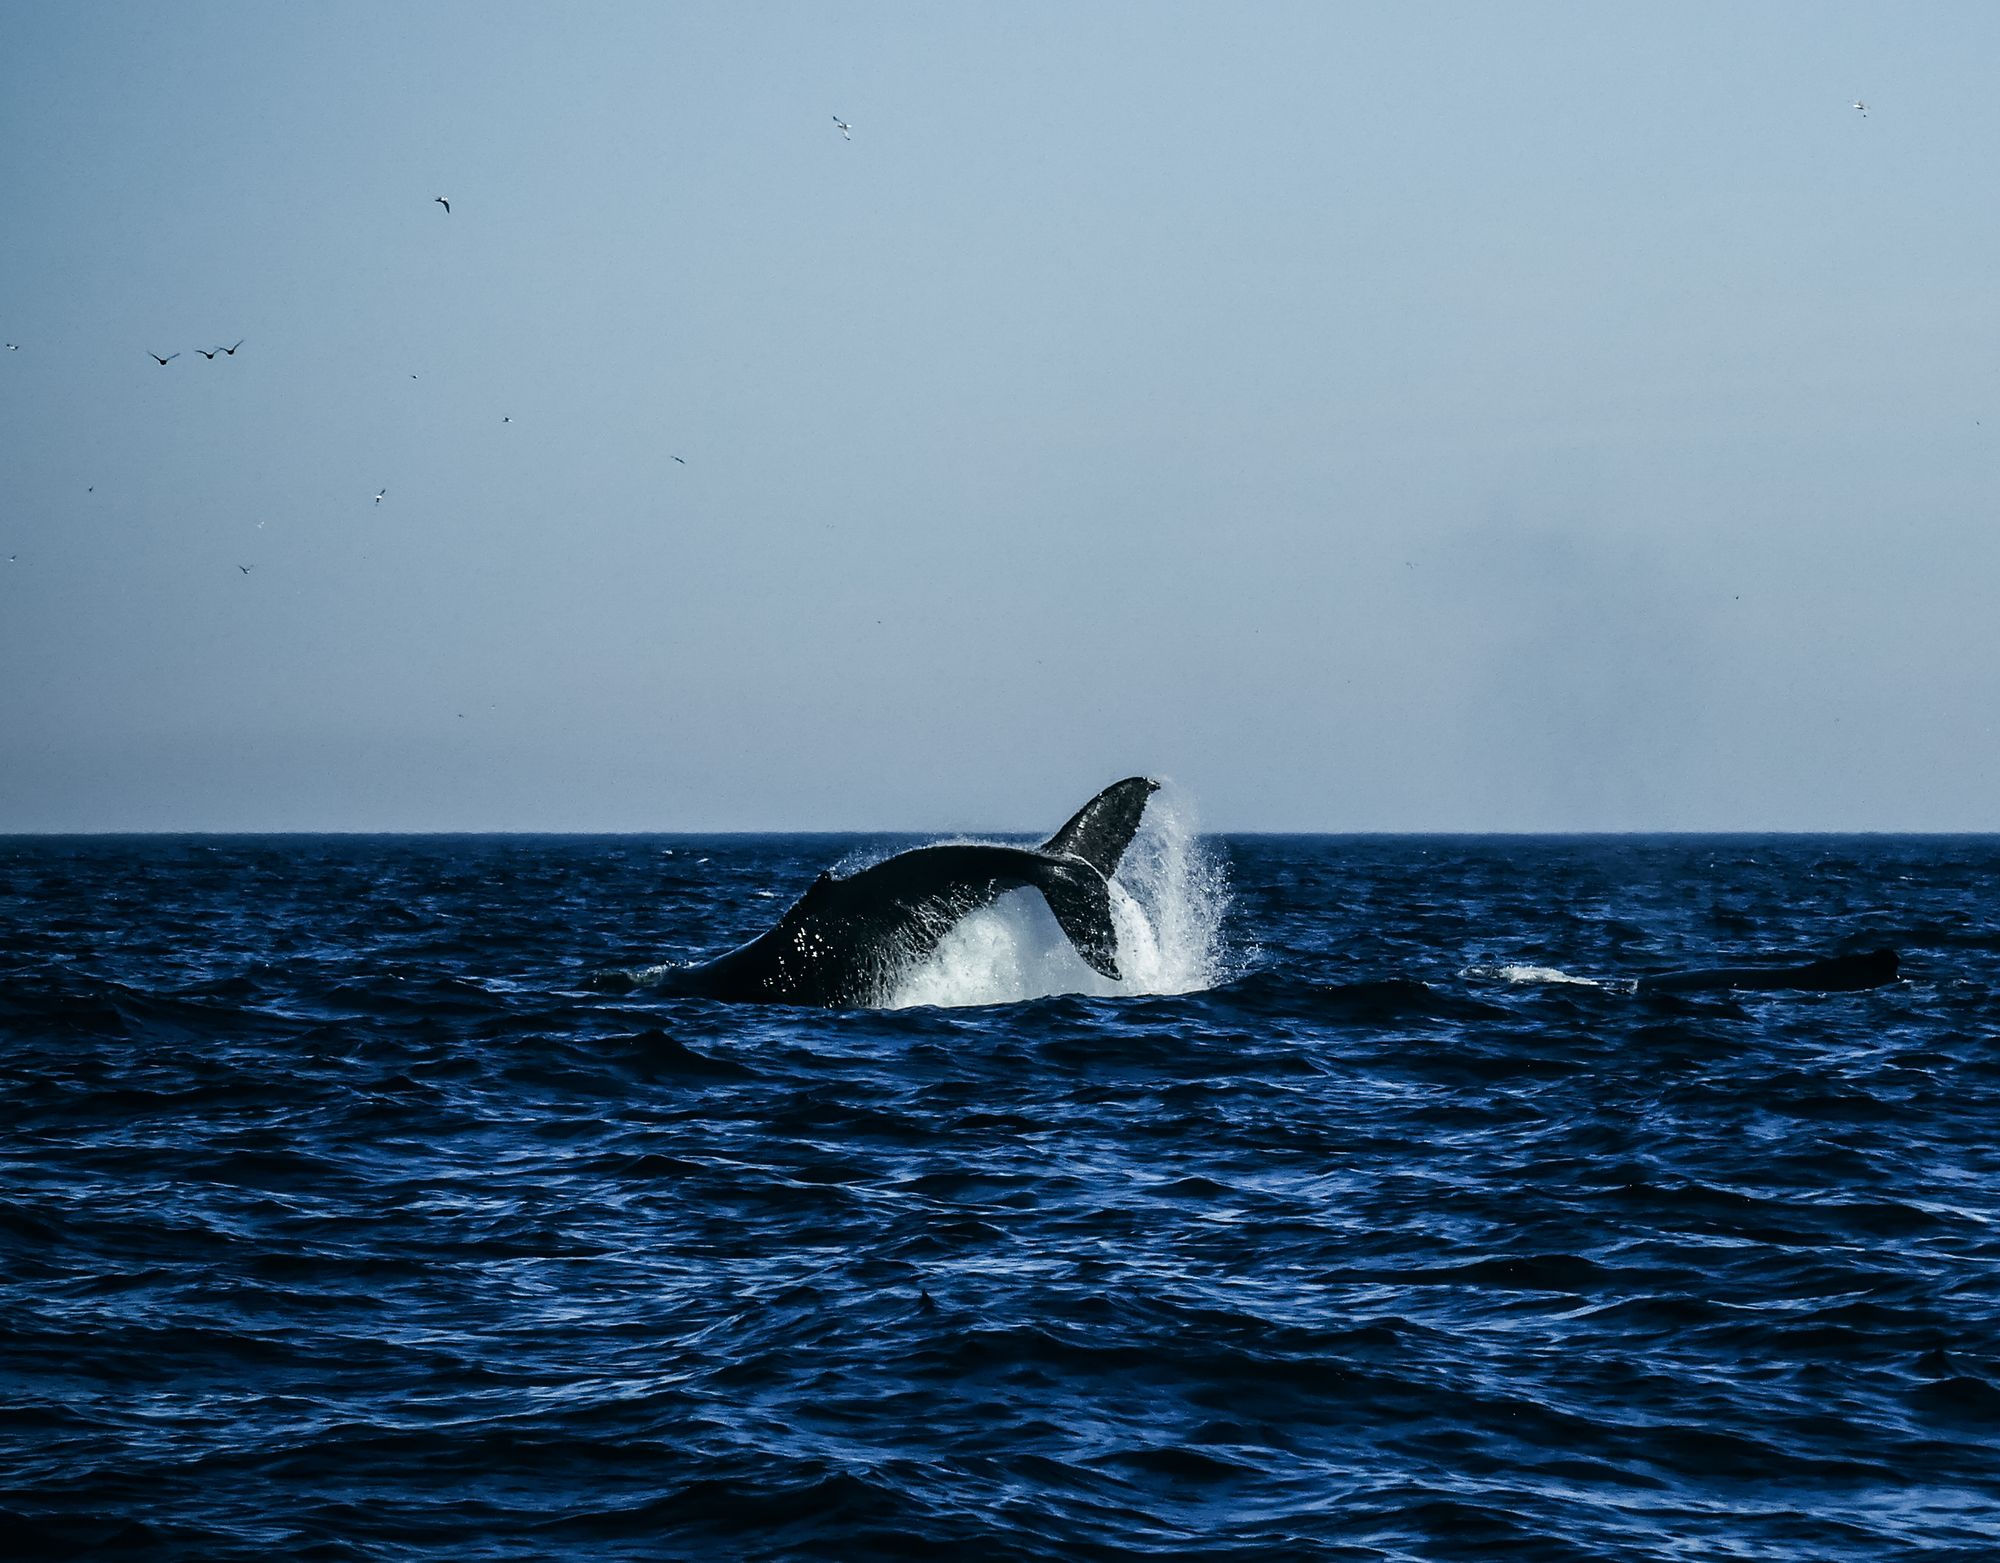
<box><xmin>4</xmin><ymin>2</ymin><xmax>1996</xmax><ymax>830</ymax></box>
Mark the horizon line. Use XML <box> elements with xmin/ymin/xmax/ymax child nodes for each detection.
<box><xmin>4</xmin><ymin>827</ymin><xmax>1998</xmax><ymax>840</ymax></box>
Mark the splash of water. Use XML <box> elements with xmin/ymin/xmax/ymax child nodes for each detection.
<box><xmin>885</xmin><ymin>784</ymin><xmax>1230</xmax><ymax>1010</ymax></box>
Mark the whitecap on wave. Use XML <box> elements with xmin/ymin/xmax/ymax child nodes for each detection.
<box><xmin>1460</xmin><ymin>962</ymin><xmax>1608</xmax><ymax>989</ymax></box>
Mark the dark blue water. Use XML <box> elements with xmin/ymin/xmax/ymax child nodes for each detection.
<box><xmin>3</xmin><ymin>828</ymin><xmax>1997</xmax><ymax>1561</ymax></box>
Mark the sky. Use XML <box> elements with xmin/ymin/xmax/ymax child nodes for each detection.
<box><xmin>3</xmin><ymin>1</ymin><xmax>1997</xmax><ymax>832</ymax></box>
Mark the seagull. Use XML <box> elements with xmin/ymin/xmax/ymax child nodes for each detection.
<box><xmin>502</xmin><ymin>415</ymin><xmax>511</xmax><ymax>423</ymax></box>
<box><xmin>1853</xmin><ymin>99</ymin><xmax>1868</xmax><ymax>117</ymax></box>
<box><xmin>672</xmin><ymin>455</ymin><xmax>686</xmax><ymax>464</ymax></box>
<box><xmin>149</xmin><ymin>352</ymin><xmax>178</xmax><ymax>366</ymax></box>
<box><xmin>222</xmin><ymin>339</ymin><xmax>243</xmax><ymax>356</ymax></box>
<box><xmin>238</xmin><ymin>564</ymin><xmax>252</xmax><ymax>574</ymax></box>
<box><xmin>196</xmin><ymin>348</ymin><xmax>220</xmax><ymax>360</ymax></box>
<box><xmin>374</xmin><ymin>489</ymin><xmax>386</xmax><ymax>504</ymax></box>
<box><xmin>4</xmin><ymin>343</ymin><xmax>17</xmax><ymax>351</ymax></box>
<box><xmin>435</xmin><ymin>196</ymin><xmax>450</xmax><ymax>214</ymax></box>
<box><xmin>832</xmin><ymin>116</ymin><xmax>851</xmax><ymax>140</ymax></box>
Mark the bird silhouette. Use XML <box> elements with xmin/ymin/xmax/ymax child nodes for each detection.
<box><xmin>672</xmin><ymin>455</ymin><xmax>686</xmax><ymax>465</ymax></box>
<box><xmin>4</xmin><ymin>343</ymin><xmax>17</xmax><ymax>351</ymax></box>
<box><xmin>149</xmin><ymin>352</ymin><xmax>178</xmax><ymax>366</ymax></box>
<box><xmin>374</xmin><ymin>489</ymin><xmax>387</xmax><ymax>504</ymax></box>
<box><xmin>238</xmin><ymin>564</ymin><xmax>252</xmax><ymax>574</ymax></box>
<box><xmin>196</xmin><ymin>348</ymin><xmax>220</xmax><ymax>360</ymax></box>
<box><xmin>1853</xmin><ymin>99</ymin><xmax>1868</xmax><ymax>117</ymax></box>
<box><xmin>832</xmin><ymin>116</ymin><xmax>851</xmax><ymax>140</ymax></box>
<box><xmin>222</xmin><ymin>339</ymin><xmax>243</xmax><ymax>355</ymax></box>
<box><xmin>435</xmin><ymin>196</ymin><xmax>450</xmax><ymax>214</ymax></box>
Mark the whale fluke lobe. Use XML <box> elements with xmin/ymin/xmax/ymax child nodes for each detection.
<box><xmin>1041</xmin><ymin>776</ymin><xmax>1160</xmax><ymax>879</ymax></box>
<box><xmin>1037</xmin><ymin>859</ymin><xmax>1122</xmax><ymax>979</ymax></box>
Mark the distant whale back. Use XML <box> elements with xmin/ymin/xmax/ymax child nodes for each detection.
<box><xmin>1635</xmin><ymin>947</ymin><xmax>1900</xmax><ymax>995</ymax></box>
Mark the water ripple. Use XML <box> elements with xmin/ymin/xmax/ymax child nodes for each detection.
<box><xmin>1</xmin><ymin>833</ymin><xmax>1998</xmax><ymax>1559</ymax></box>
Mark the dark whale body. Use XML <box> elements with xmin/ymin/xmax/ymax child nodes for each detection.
<box><xmin>1634</xmin><ymin>947</ymin><xmax>1899</xmax><ymax>995</ymax></box>
<box><xmin>622</xmin><ymin>777</ymin><xmax>1160</xmax><ymax>1008</ymax></box>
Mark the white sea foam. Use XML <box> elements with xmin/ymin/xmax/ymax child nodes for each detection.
<box><xmin>883</xmin><ymin>784</ymin><xmax>1229</xmax><ymax>1010</ymax></box>
<box><xmin>1460</xmin><ymin>962</ymin><xmax>1607</xmax><ymax>989</ymax></box>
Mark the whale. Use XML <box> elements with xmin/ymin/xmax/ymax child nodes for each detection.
<box><xmin>1633</xmin><ymin>947</ymin><xmax>1899</xmax><ymax>995</ymax></box>
<box><xmin>603</xmin><ymin>777</ymin><xmax>1161</xmax><ymax>1007</ymax></box>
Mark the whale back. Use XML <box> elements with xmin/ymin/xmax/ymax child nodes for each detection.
<box><xmin>1635</xmin><ymin>947</ymin><xmax>1900</xmax><ymax>994</ymax></box>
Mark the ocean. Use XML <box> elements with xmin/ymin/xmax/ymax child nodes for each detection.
<box><xmin>2</xmin><ymin>813</ymin><xmax>1997</xmax><ymax>1560</ymax></box>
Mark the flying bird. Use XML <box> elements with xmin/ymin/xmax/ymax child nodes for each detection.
<box><xmin>149</xmin><ymin>352</ymin><xmax>178</xmax><ymax>366</ymax></box>
<box><xmin>374</xmin><ymin>489</ymin><xmax>386</xmax><ymax>504</ymax></box>
<box><xmin>502</xmin><ymin>415</ymin><xmax>511</xmax><ymax>423</ymax></box>
<box><xmin>196</xmin><ymin>348</ymin><xmax>220</xmax><ymax>360</ymax></box>
<box><xmin>435</xmin><ymin>196</ymin><xmax>450</xmax><ymax>214</ymax></box>
<box><xmin>832</xmin><ymin>116</ymin><xmax>851</xmax><ymax>139</ymax></box>
<box><xmin>672</xmin><ymin>455</ymin><xmax>686</xmax><ymax>464</ymax></box>
<box><xmin>1853</xmin><ymin>99</ymin><xmax>1868</xmax><ymax>117</ymax></box>
<box><xmin>4</xmin><ymin>343</ymin><xmax>17</xmax><ymax>351</ymax></box>
<box><xmin>237</xmin><ymin>564</ymin><xmax>252</xmax><ymax>574</ymax></box>
<box><xmin>222</xmin><ymin>339</ymin><xmax>243</xmax><ymax>355</ymax></box>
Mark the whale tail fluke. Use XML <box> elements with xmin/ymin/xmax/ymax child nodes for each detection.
<box><xmin>1039</xmin><ymin>862</ymin><xmax>1123</xmax><ymax>981</ymax></box>
<box><xmin>1042</xmin><ymin>776</ymin><xmax>1159</xmax><ymax>879</ymax></box>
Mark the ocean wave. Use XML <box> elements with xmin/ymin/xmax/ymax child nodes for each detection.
<box><xmin>0</xmin><ymin>832</ymin><xmax>1995</xmax><ymax>1559</ymax></box>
